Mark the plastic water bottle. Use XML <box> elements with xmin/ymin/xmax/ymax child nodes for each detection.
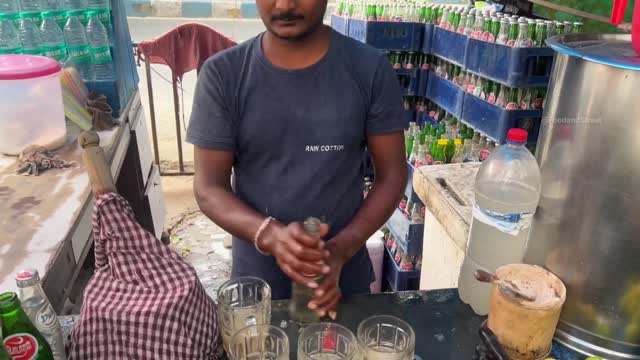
<box><xmin>86</xmin><ymin>10</ymin><xmax>113</xmax><ymax>79</ymax></box>
<box><xmin>62</xmin><ymin>0</ymin><xmax>87</xmax><ymax>25</ymax></box>
<box><xmin>64</xmin><ymin>10</ymin><xmax>93</xmax><ymax>79</ymax></box>
<box><xmin>17</xmin><ymin>13</ymin><xmax>43</xmax><ymax>55</ymax></box>
<box><xmin>17</xmin><ymin>0</ymin><xmax>43</xmax><ymax>26</ymax></box>
<box><xmin>458</xmin><ymin>128</ymin><xmax>541</xmax><ymax>316</ymax></box>
<box><xmin>86</xmin><ymin>0</ymin><xmax>108</xmax><ymax>10</ymax></box>
<box><xmin>41</xmin><ymin>11</ymin><xmax>67</xmax><ymax>62</ymax></box>
<box><xmin>92</xmin><ymin>8</ymin><xmax>111</xmax><ymax>44</ymax></box>
<box><xmin>0</xmin><ymin>13</ymin><xmax>21</xmax><ymax>54</ymax></box>
<box><xmin>0</xmin><ymin>0</ymin><xmax>18</xmax><ymax>17</ymax></box>
<box><xmin>62</xmin><ymin>0</ymin><xmax>86</xmax><ymax>11</ymax></box>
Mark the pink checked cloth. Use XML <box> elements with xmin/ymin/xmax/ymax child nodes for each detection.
<box><xmin>66</xmin><ymin>193</ymin><xmax>223</xmax><ymax>359</ymax></box>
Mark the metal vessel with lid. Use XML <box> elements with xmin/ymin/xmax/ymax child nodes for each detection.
<box><xmin>525</xmin><ymin>33</ymin><xmax>640</xmax><ymax>359</ymax></box>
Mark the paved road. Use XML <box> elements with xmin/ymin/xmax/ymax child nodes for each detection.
<box><xmin>128</xmin><ymin>17</ymin><xmax>266</xmax><ymax>171</ymax></box>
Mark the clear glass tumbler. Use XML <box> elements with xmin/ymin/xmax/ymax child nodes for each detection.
<box><xmin>357</xmin><ymin>315</ymin><xmax>415</xmax><ymax>360</ymax></box>
<box><xmin>228</xmin><ymin>325</ymin><xmax>289</xmax><ymax>360</ymax></box>
<box><xmin>298</xmin><ymin>322</ymin><xmax>361</xmax><ymax>359</ymax></box>
<box><xmin>217</xmin><ymin>277</ymin><xmax>272</xmax><ymax>353</ymax></box>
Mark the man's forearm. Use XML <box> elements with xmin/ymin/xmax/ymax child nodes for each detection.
<box><xmin>327</xmin><ymin>174</ymin><xmax>406</xmax><ymax>263</ymax></box>
<box><xmin>194</xmin><ymin>183</ymin><xmax>266</xmax><ymax>243</ymax></box>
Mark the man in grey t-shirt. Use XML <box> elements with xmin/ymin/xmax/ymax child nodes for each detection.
<box><xmin>187</xmin><ymin>0</ymin><xmax>407</xmax><ymax>318</ymax></box>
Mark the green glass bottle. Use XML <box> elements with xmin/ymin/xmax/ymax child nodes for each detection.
<box><xmin>290</xmin><ymin>218</ymin><xmax>325</xmax><ymax>324</ymax></box>
<box><xmin>0</xmin><ymin>292</ymin><xmax>53</xmax><ymax>360</ymax></box>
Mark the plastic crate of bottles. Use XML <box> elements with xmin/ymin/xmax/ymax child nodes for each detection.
<box><xmin>465</xmin><ymin>38</ymin><xmax>555</xmax><ymax>88</ymax></box>
<box><xmin>461</xmin><ymin>92</ymin><xmax>542</xmax><ymax>144</ymax></box>
<box><xmin>383</xmin><ymin>245</ymin><xmax>421</xmax><ymax>292</ymax></box>
<box><xmin>386</xmin><ymin>208</ymin><xmax>424</xmax><ymax>256</ymax></box>
<box><xmin>426</xmin><ymin>70</ymin><xmax>464</xmax><ymax>118</ymax></box>
<box><xmin>331</xmin><ymin>14</ymin><xmax>350</xmax><ymax>35</ymax></box>
<box><xmin>431</xmin><ymin>26</ymin><xmax>468</xmax><ymax>66</ymax></box>
<box><xmin>396</xmin><ymin>68</ymin><xmax>420</xmax><ymax>96</ymax></box>
<box><xmin>348</xmin><ymin>19</ymin><xmax>423</xmax><ymax>51</ymax></box>
<box><xmin>422</xmin><ymin>23</ymin><xmax>434</xmax><ymax>53</ymax></box>
<box><xmin>404</xmin><ymin>162</ymin><xmax>421</xmax><ymax>204</ymax></box>
<box><xmin>417</xmin><ymin>69</ymin><xmax>428</xmax><ymax>97</ymax></box>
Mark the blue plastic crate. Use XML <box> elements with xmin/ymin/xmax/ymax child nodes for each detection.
<box><xmin>404</xmin><ymin>162</ymin><xmax>421</xmax><ymax>204</ymax></box>
<box><xmin>425</xmin><ymin>71</ymin><xmax>464</xmax><ymax>118</ymax></box>
<box><xmin>348</xmin><ymin>19</ymin><xmax>423</xmax><ymax>51</ymax></box>
<box><xmin>403</xmin><ymin>110</ymin><xmax>416</xmax><ymax>124</ymax></box>
<box><xmin>417</xmin><ymin>69</ymin><xmax>428</xmax><ymax>97</ymax></box>
<box><xmin>387</xmin><ymin>208</ymin><xmax>423</xmax><ymax>256</ymax></box>
<box><xmin>331</xmin><ymin>14</ymin><xmax>350</xmax><ymax>35</ymax></box>
<box><xmin>431</xmin><ymin>26</ymin><xmax>467</xmax><ymax>66</ymax></box>
<box><xmin>396</xmin><ymin>68</ymin><xmax>419</xmax><ymax>96</ymax></box>
<box><xmin>422</xmin><ymin>24</ymin><xmax>434</xmax><ymax>53</ymax></box>
<box><xmin>383</xmin><ymin>245</ymin><xmax>421</xmax><ymax>292</ymax></box>
<box><xmin>461</xmin><ymin>92</ymin><xmax>542</xmax><ymax>144</ymax></box>
<box><xmin>465</xmin><ymin>38</ymin><xmax>555</xmax><ymax>88</ymax></box>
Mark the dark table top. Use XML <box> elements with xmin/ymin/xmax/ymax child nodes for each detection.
<box><xmin>61</xmin><ymin>288</ymin><xmax>584</xmax><ymax>359</ymax></box>
<box><xmin>271</xmin><ymin>289</ymin><xmax>583</xmax><ymax>360</ymax></box>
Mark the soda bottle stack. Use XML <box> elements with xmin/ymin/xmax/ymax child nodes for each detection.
<box><xmin>404</xmin><ymin>101</ymin><xmax>498</xmax><ymax>169</ymax></box>
<box><xmin>425</xmin><ymin>54</ymin><xmax>548</xmax><ymax>113</ymax></box>
<box><xmin>384</xmin><ymin>230</ymin><xmax>423</xmax><ymax>273</ymax></box>
<box><xmin>421</xmin><ymin>3</ymin><xmax>583</xmax><ymax>40</ymax></box>
<box><xmin>0</xmin><ymin>0</ymin><xmax>115</xmax><ymax>81</ymax></box>
<box><xmin>334</xmin><ymin>0</ymin><xmax>425</xmax><ymax>23</ymax></box>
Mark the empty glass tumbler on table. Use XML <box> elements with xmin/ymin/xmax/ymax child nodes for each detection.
<box><xmin>357</xmin><ymin>316</ymin><xmax>415</xmax><ymax>360</ymax></box>
<box><xmin>298</xmin><ymin>323</ymin><xmax>361</xmax><ymax>360</ymax></box>
<box><xmin>228</xmin><ymin>325</ymin><xmax>289</xmax><ymax>360</ymax></box>
<box><xmin>217</xmin><ymin>277</ymin><xmax>272</xmax><ymax>353</ymax></box>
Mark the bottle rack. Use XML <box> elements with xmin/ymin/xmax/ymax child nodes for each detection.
<box><xmin>331</xmin><ymin>16</ymin><xmax>426</xmax><ymax>290</ymax></box>
<box><xmin>348</xmin><ymin>18</ymin><xmax>424</xmax><ymax>51</ymax></box>
<box><xmin>383</xmin><ymin>245</ymin><xmax>421</xmax><ymax>292</ymax></box>
<box><xmin>332</xmin><ymin>14</ymin><xmax>553</xmax><ymax>143</ymax></box>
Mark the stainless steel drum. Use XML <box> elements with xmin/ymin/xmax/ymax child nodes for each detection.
<box><xmin>525</xmin><ymin>33</ymin><xmax>640</xmax><ymax>359</ymax></box>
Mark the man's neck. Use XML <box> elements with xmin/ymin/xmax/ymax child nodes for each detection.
<box><xmin>262</xmin><ymin>25</ymin><xmax>332</xmax><ymax>70</ymax></box>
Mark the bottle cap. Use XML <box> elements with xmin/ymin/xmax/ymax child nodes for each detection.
<box><xmin>507</xmin><ymin>128</ymin><xmax>528</xmax><ymax>143</ymax></box>
<box><xmin>16</xmin><ymin>268</ymin><xmax>40</xmax><ymax>287</ymax></box>
<box><xmin>437</xmin><ymin>139</ymin><xmax>449</xmax><ymax>145</ymax></box>
<box><xmin>454</xmin><ymin>139</ymin><xmax>462</xmax><ymax>145</ymax></box>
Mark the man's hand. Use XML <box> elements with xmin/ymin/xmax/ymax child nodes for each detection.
<box><xmin>308</xmin><ymin>241</ymin><xmax>347</xmax><ymax>320</ymax></box>
<box><xmin>259</xmin><ymin>222</ymin><xmax>331</xmax><ymax>288</ymax></box>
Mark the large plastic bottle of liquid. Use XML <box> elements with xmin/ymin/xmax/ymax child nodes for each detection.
<box><xmin>64</xmin><ymin>10</ymin><xmax>93</xmax><ymax>80</ymax></box>
<box><xmin>0</xmin><ymin>14</ymin><xmax>22</xmax><ymax>54</ymax></box>
<box><xmin>458</xmin><ymin>128</ymin><xmax>542</xmax><ymax>316</ymax></box>
<box><xmin>41</xmin><ymin>11</ymin><xmax>68</xmax><ymax>63</ymax></box>
<box><xmin>17</xmin><ymin>13</ymin><xmax>43</xmax><ymax>55</ymax></box>
<box><xmin>85</xmin><ymin>10</ymin><xmax>113</xmax><ymax>80</ymax></box>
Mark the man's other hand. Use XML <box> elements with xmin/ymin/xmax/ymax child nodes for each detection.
<box><xmin>259</xmin><ymin>221</ymin><xmax>331</xmax><ymax>288</ymax></box>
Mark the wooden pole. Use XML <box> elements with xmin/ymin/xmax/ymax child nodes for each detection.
<box><xmin>79</xmin><ymin>131</ymin><xmax>116</xmax><ymax>195</ymax></box>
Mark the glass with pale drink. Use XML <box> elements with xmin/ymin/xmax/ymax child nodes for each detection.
<box><xmin>217</xmin><ymin>277</ymin><xmax>272</xmax><ymax>353</ymax></box>
<box><xmin>357</xmin><ymin>315</ymin><xmax>415</xmax><ymax>359</ymax></box>
<box><xmin>228</xmin><ymin>325</ymin><xmax>289</xmax><ymax>360</ymax></box>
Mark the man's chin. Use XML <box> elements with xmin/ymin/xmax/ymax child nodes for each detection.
<box><xmin>268</xmin><ymin>26</ymin><xmax>312</xmax><ymax>41</ymax></box>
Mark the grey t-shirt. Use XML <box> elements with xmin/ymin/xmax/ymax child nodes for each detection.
<box><xmin>187</xmin><ymin>29</ymin><xmax>405</xmax><ymax>299</ymax></box>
